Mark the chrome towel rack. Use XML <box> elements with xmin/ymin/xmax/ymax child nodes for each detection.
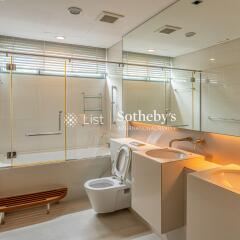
<box><xmin>26</xmin><ymin>132</ymin><xmax>62</xmax><ymax>137</ymax></box>
<box><xmin>26</xmin><ymin>111</ymin><xmax>63</xmax><ymax>136</ymax></box>
<box><xmin>208</xmin><ymin>116</ymin><xmax>240</xmax><ymax>123</ymax></box>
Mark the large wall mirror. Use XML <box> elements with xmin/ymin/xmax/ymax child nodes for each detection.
<box><xmin>122</xmin><ymin>0</ymin><xmax>240</xmax><ymax>136</ymax></box>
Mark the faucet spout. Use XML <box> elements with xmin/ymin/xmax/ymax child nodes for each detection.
<box><xmin>169</xmin><ymin>137</ymin><xmax>193</xmax><ymax>148</ymax></box>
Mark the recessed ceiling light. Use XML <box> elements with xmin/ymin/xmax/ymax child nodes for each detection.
<box><xmin>148</xmin><ymin>49</ymin><xmax>155</xmax><ymax>53</ymax></box>
<box><xmin>210</xmin><ymin>58</ymin><xmax>215</xmax><ymax>61</ymax></box>
<box><xmin>68</xmin><ymin>7</ymin><xmax>82</xmax><ymax>15</ymax></box>
<box><xmin>185</xmin><ymin>32</ymin><xmax>196</xmax><ymax>38</ymax></box>
<box><xmin>56</xmin><ymin>36</ymin><xmax>65</xmax><ymax>40</ymax></box>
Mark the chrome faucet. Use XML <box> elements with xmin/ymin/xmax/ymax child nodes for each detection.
<box><xmin>169</xmin><ymin>137</ymin><xmax>193</xmax><ymax>148</ymax></box>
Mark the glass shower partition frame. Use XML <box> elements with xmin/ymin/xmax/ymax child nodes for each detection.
<box><xmin>0</xmin><ymin>54</ymin><xmax>13</xmax><ymax>167</ymax></box>
<box><xmin>10</xmin><ymin>55</ymin><xmax>66</xmax><ymax>166</ymax></box>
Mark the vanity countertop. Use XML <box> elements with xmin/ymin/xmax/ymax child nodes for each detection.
<box><xmin>185</xmin><ymin>159</ymin><xmax>220</xmax><ymax>172</ymax></box>
<box><xmin>189</xmin><ymin>164</ymin><xmax>240</xmax><ymax>195</ymax></box>
<box><xmin>133</xmin><ymin>147</ymin><xmax>204</xmax><ymax>164</ymax></box>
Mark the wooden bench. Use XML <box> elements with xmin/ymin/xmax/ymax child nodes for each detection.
<box><xmin>0</xmin><ymin>187</ymin><xmax>67</xmax><ymax>224</ymax></box>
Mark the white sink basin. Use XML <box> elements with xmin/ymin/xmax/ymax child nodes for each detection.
<box><xmin>210</xmin><ymin>169</ymin><xmax>240</xmax><ymax>192</ymax></box>
<box><xmin>145</xmin><ymin>148</ymin><xmax>187</xmax><ymax>160</ymax></box>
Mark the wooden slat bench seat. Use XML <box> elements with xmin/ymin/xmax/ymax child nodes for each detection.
<box><xmin>0</xmin><ymin>187</ymin><xmax>67</xmax><ymax>224</ymax></box>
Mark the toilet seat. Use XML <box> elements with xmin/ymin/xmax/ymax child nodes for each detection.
<box><xmin>84</xmin><ymin>145</ymin><xmax>131</xmax><ymax>191</ymax></box>
<box><xmin>88</xmin><ymin>178</ymin><xmax>114</xmax><ymax>189</ymax></box>
<box><xmin>112</xmin><ymin>144</ymin><xmax>131</xmax><ymax>181</ymax></box>
<box><xmin>84</xmin><ymin>143</ymin><xmax>132</xmax><ymax>213</ymax></box>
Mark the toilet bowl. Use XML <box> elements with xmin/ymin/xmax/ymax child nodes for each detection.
<box><xmin>84</xmin><ymin>144</ymin><xmax>131</xmax><ymax>213</ymax></box>
<box><xmin>84</xmin><ymin>138</ymin><xmax>155</xmax><ymax>213</ymax></box>
<box><xmin>84</xmin><ymin>176</ymin><xmax>131</xmax><ymax>213</ymax></box>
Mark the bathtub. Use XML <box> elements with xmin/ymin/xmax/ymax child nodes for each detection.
<box><xmin>0</xmin><ymin>147</ymin><xmax>110</xmax><ymax>168</ymax></box>
<box><xmin>0</xmin><ymin>147</ymin><xmax>111</xmax><ymax>200</ymax></box>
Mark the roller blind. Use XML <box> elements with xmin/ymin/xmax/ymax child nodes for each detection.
<box><xmin>123</xmin><ymin>51</ymin><xmax>172</xmax><ymax>81</ymax></box>
<box><xmin>0</xmin><ymin>35</ymin><xmax>106</xmax><ymax>78</ymax></box>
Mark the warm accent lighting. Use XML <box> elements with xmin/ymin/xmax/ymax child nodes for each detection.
<box><xmin>210</xmin><ymin>58</ymin><xmax>215</xmax><ymax>61</ymax></box>
<box><xmin>68</xmin><ymin>7</ymin><xmax>82</xmax><ymax>15</ymax></box>
<box><xmin>56</xmin><ymin>36</ymin><xmax>65</xmax><ymax>40</ymax></box>
<box><xmin>148</xmin><ymin>49</ymin><xmax>155</xmax><ymax>53</ymax></box>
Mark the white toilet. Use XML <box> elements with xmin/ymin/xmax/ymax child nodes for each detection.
<box><xmin>84</xmin><ymin>138</ymin><xmax>154</xmax><ymax>213</ymax></box>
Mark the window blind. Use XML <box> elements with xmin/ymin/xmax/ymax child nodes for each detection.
<box><xmin>123</xmin><ymin>51</ymin><xmax>172</xmax><ymax>81</ymax></box>
<box><xmin>0</xmin><ymin>35</ymin><xmax>106</xmax><ymax>78</ymax></box>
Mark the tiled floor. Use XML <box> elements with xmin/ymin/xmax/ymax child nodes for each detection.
<box><xmin>0</xmin><ymin>199</ymin><xmax>160</xmax><ymax>240</ymax></box>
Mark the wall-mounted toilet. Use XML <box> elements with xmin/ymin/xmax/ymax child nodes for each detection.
<box><xmin>84</xmin><ymin>138</ymin><xmax>154</xmax><ymax>213</ymax></box>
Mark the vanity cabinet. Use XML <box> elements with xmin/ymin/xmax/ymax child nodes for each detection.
<box><xmin>131</xmin><ymin>151</ymin><xmax>204</xmax><ymax>234</ymax></box>
<box><xmin>187</xmin><ymin>165</ymin><xmax>240</xmax><ymax>240</ymax></box>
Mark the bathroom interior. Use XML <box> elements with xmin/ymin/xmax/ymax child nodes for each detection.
<box><xmin>0</xmin><ymin>0</ymin><xmax>240</xmax><ymax>239</ymax></box>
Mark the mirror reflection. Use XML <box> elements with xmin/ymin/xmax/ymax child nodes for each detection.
<box><xmin>122</xmin><ymin>0</ymin><xmax>240</xmax><ymax>135</ymax></box>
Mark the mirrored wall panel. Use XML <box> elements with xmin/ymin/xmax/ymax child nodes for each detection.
<box><xmin>123</xmin><ymin>0</ymin><xmax>240</xmax><ymax>135</ymax></box>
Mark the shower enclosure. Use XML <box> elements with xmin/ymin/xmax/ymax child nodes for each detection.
<box><xmin>0</xmin><ymin>37</ymin><xmax>201</xmax><ymax>168</ymax></box>
<box><xmin>0</xmin><ymin>45</ymin><xmax>118</xmax><ymax>167</ymax></box>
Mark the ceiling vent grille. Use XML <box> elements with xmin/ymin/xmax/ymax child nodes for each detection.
<box><xmin>192</xmin><ymin>0</ymin><xmax>203</xmax><ymax>5</ymax></box>
<box><xmin>98</xmin><ymin>11</ymin><xmax>124</xmax><ymax>23</ymax></box>
<box><xmin>155</xmin><ymin>25</ymin><xmax>182</xmax><ymax>35</ymax></box>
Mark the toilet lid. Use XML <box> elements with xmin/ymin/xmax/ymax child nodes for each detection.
<box><xmin>112</xmin><ymin>145</ymin><xmax>131</xmax><ymax>180</ymax></box>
